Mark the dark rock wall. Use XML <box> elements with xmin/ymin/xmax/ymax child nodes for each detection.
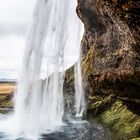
<box><xmin>76</xmin><ymin>0</ymin><xmax>140</xmax><ymax>139</ymax></box>
<box><xmin>77</xmin><ymin>0</ymin><xmax>140</xmax><ymax>99</ymax></box>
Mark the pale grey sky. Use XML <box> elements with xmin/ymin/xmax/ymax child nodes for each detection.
<box><xmin>0</xmin><ymin>0</ymin><xmax>36</xmax><ymax>79</ymax></box>
<box><xmin>0</xmin><ymin>0</ymin><xmax>84</xmax><ymax>79</ymax></box>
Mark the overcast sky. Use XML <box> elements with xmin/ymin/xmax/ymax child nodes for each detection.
<box><xmin>0</xmin><ymin>0</ymin><xmax>36</xmax><ymax>79</ymax></box>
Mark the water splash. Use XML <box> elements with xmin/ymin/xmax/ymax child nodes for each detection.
<box><xmin>0</xmin><ymin>0</ymin><xmax>84</xmax><ymax>139</ymax></box>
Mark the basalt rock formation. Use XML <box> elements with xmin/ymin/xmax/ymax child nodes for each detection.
<box><xmin>76</xmin><ymin>0</ymin><xmax>140</xmax><ymax>139</ymax></box>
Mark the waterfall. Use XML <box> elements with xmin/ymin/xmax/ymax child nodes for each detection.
<box><xmin>75</xmin><ymin>60</ymin><xmax>85</xmax><ymax>117</ymax></box>
<box><xmin>0</xmin><ymin>0</ymin><xmax>84</xmax><ymax>139</ymax></box>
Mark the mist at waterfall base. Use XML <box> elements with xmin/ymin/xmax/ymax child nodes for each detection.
<box><xmin>0</xmin><ymin>0</ymin><xmax>110</xmax><ymax>140</ymax></box>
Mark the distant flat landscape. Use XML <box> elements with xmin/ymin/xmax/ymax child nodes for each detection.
<box><xmin>0</xmin><ymin>79</ymin><xmax>17</xmax><ymax>83</ymax></box>
<box><xmin>0</xmin><ymin>81</ymin><xmax>16</xmax><ymax>110</ymax></box>
<box><xmin>0</xmin><ymin>82</ymin><xmax>16</xmax><ymax>94</ymax></box>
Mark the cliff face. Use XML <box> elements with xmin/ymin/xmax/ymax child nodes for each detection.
<box><xmin>76</xmin><ymin>0</ymin><xmax>140</xmax><ymax>139</ymax></box>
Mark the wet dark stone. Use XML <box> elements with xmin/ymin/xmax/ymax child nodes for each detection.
<box><xmin>0</xmin><ymin>120</ymin><xmax>111</xmax><ymax>140</ymax></box>
<box><xmin>41</xmin><ymin>121</ymin><xmax>111</xmax><ymax>140</ymax></box>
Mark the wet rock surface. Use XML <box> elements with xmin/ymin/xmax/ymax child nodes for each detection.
<box><xmin>76</xmin><ymin>0</ymin><xmax>140</xmax><ymax>139</ymax></box>
<box><xmin>0</xmin><ymin>120</ymin><xmax>111</xmax><ymax>140</ymax></box>
<box><xmin>41</xmin><ymin>121</ymin><xmax>110</xmax><ymax>140</ymax></box>
<box><xmin>63</xmin><ymin>67</ymin><xmax>75</xmax><ymax>115</ymax></box>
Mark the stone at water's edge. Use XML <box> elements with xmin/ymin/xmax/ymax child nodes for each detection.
<box><xmin>75</xmin><ymin>0</ymin><xmax>140</xmax><ymax>139</ymax></box>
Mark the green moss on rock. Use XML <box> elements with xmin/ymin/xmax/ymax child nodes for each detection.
<box><xmin>131</xmin><ymin>138</ymin><xmax>140</xmax><ymax>140</ymax></box>
<box><xmin>98</xmin><ymin>100</ymin><xmax>140</xmax><ymax>140</ymax></box>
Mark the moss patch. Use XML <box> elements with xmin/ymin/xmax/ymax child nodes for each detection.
<box><xmin>98</xmin><ymin>100</ymin><xmax>140</xmax><ymax>140</ymax></box>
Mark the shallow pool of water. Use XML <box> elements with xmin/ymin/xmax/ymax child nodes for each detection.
<box><xmin>0</xmin><ymin>115</ymin><xmax>111</xmax><ymax>140</ymax></box>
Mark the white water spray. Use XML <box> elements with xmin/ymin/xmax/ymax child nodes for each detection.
<box><xmin>75</xmin><ymin>60</ymin><xmax>85</xmax><ymax>117</ymax></box>
<box><xmin>0</xmin><ymin>0</ymin><xmax>85</xmax><ymax>139</ymax></box>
